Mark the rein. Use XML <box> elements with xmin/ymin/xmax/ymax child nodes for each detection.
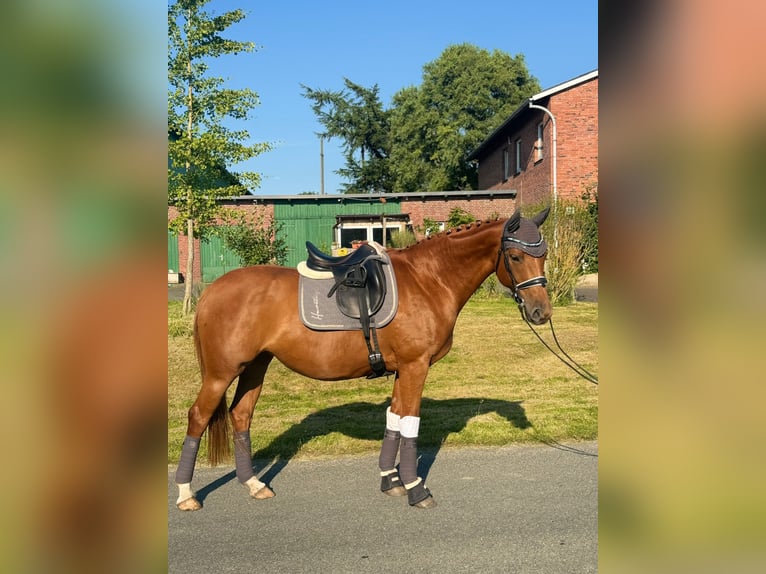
<box><xmin>519</xmin><ymin>311</ymin><xmax>599</xmax><ymax>385</ymax></box>
<box><xmin>497</xmin><ymin>237</ymin><xmax>599</xmax><ymax>386</ymax></box>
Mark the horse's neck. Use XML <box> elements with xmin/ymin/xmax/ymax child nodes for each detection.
<box><xmin>407</xmin><ymin>221</ymin><xmax>502</xmax><ymax>312</ymax></box>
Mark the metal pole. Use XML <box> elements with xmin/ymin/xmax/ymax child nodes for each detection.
<box><xmin>528</xmin><ymin>100</ymin><xmax>557</xmax><ymax>249</ymax></box>
<box><xmin>320</xmin><ymin>136</ymin><xmax>325</xmax><ymax>195</ymax></box>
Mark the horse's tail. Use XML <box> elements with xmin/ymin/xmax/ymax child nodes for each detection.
<box><xmin>207</xmin><ymin>397</ymin><xmax>231</xmax><ymax>466</ymax></box>
<box><xmin>193</xmin><ymin>309</ymin><xmax>232</xmax><ymax>466</ymax></box>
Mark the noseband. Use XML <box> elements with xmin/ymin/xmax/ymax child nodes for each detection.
<box><xmin>496</xmin><ymin>218</ymin><xmax>548</xmax><ymax>308</ymax></box>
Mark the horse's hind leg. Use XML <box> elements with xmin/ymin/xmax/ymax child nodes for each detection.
<box><xmin>175</xmin><ymin>375</ymin><xmax>234</xmax><ymax>511</ymax></box>
<box><xmin>229</xmin><ymin>353</ymin><xmax>275</xmax><ymax>500</ymax></box>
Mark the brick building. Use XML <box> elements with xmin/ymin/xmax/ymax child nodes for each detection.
<box><xmin>467</xmin><ymin>70</ymin><xmax>598</xmax><ymax>207</ymax></box>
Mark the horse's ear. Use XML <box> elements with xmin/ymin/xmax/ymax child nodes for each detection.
<box><xmin>506</xmin><ymin>210</ymin><xmax>521</xmax><ymax>233</ymax></box>
<box><xmin>531</xmin><ymin>207</ymin><xmax>551</xmax><ymax>228</ymax></box>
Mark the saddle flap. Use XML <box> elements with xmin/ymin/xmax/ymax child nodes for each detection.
<box><xmin>333</xmin><ymin>258</ymin><xmax>387</xmax><ymax>319</ymax></box>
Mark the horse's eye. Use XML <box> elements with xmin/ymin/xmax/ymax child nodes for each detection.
<box><xmin>510</xmin><ymin>254</ymin><xmax>521</xmax><ymax>262</ymax></box>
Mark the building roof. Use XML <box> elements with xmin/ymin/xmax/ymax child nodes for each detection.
<box><xmin>213</xmin><ymin>189</ymin><xmax>517</xmax><ymax>203</ymax></box>
<box><xmin>467</xmin><ymin>69</ymin><xmax>598</xmax><ymax>162</ymax></box>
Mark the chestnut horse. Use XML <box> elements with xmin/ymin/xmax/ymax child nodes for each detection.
<box><xmin>175</xmin><ymin>208</ymin><xmax>551</xmax><ymax>510</ymax></box>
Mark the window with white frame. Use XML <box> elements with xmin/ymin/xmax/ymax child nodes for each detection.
<box><xmin>535</xmin><ymin>122</ymin><xmax>544</xmax><ymax>162</ymax></box>
<box><xmin>334</xmin><ymin>216</ymin><xmax>411</xmax><ymax>251</ymax></box>
<box><xmin>515</xmin><ymin>139</ymin><xmax>522</xmax><ymax>174</ymax></box>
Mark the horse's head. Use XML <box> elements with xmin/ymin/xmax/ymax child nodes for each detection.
<box><xmin>495</xmin><ymin>208</ymin><xmax>552</xmax><ymax>325</ymax></box>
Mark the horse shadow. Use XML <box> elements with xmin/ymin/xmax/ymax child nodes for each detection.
<box><xmin>195</xmin><ymin>397</ymin><xmax>530</xmax><ymax>503</ymax></box>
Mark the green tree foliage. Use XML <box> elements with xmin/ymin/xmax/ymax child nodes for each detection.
<box><xmin>222</xmin><ymin>212</ymin><xmax>287</xmax><ymax>266</ymax></box>
<box><xmin>390</xmin><ymin>44</ymin><xmax>540</xmax><ymax>191</ymax></box>
<box><xmin>168</xmin><ymin>0</ymin><xmax>270</xmax><ymax>313</ymax></box>
<box><xmin>303</xmin><ymin>44</ymin><xmax>539</xmax><ymax>194</ymax></box>
<box><xmin>302</xmin><ymin>79</ymin><xmax>391</xmax><ymax>193</ymax></box>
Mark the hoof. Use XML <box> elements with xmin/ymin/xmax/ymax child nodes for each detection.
<box><xmin>381</xmin><ymin>472</ymin><xmax>407</xmax><ymax>496</ymax></box>
<box><xmin>176</xmin><ymin>497</ymin><xmax>202</xmax><ymax>511</ymax></box>
<box><xmin>412</xmin><ymin>494</ymin><xmax>437</xmax><ymax>509</ymax></box>
<box><xmin>251</xmin><ymin>485</ymin><xmax>275</xmax><ymax>500</ymax></box>
<box><xmin>383</xmin><ymin>485</ymin><xmax>407</xmax><ymax>497</ymax></box>
<box><xmin>407</xmin><ymin>482</ymin><xmax>436</xmax><ymax>509</ymax></box>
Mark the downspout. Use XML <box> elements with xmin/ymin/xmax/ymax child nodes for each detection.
<box><xmin>528</xmin><ymin>99</ymin><xmax>558</xmax><ymax>249</ymax></box>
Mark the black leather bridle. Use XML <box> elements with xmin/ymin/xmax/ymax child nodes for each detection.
<box><xmin>493</xmin><ymin>215</ymin><xmax>599</xmax><ymax>386</ymax></box>
<box><xmin>496</xmin><ymin>225</ymin><xmax>548</xmax><ymax>307</ymax></box>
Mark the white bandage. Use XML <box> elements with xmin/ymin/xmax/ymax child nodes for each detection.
<box><xmin>399</xmin><ymin>416</ymin><xmax>420</xmax><ymax>438</ymax></box>
<box><xmin>176</xmin><ymin>482</ymin><xmax>194</xmax><ymax>505</ymax></box>
<box><xmin>404</xmin><ymin>477</ymin><xmax>422</xmax><ymax>490</ymax></box>
<box><xmin>244</xmin><ymin>476</ymin><xmax>266</xmax><ymax>496</ymax></box>
<box><xmin>386</xmin><ymin>406</ymin><xmax>400</xmax><ymax>432</ymax></box>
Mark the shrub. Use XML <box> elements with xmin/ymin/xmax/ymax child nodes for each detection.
<box><xmin>222</xmin><ymin>212</ymin><xmax>288</xmax><ymax>266</ymax></box>
<box><xmin>472</xmin><ymin>275</ymin><xmax>507</xmax><ymax>300</ymax></box>
<box><xmin>388</xmin><ymin>229</ymin><xmax>418</xmax><ymax>248</ymax></box>
<box><xmin>417</xmin><ymin>217</ymin><xmax>442</xmax><ymax>237</ymax></box>
<box><xmin>446</xmin><ymin>207</ymin><xmax>476</xmax><ymax>229</ymax></box>
<box><xmin>522</xmin><ymin>199</ymin><xmax>590</xmax><ymax>306</ymax></box>
<box><xmin>580</xmin><ymin>184</ymin><xmax>598</xmax><ymax>273</ymax></box>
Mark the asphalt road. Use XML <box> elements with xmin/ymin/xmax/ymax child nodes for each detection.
<box><xmin>168</xmin><ymin>441</ymin><xmax>597</xmax><ymax>573</ymax></box>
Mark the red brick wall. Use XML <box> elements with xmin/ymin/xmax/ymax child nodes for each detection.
<box><xmin>550</xmin><ymin>78</ymin><xmax>598</xmax><ymax>201</ymax></box>
<box><xmin>477</xmin><ymin>77</ymin><xmax>598</xmax><ymax>208</ymax></box>
<box><xmin>401</xmin><ymin>196</ymin><xmax>517</xmax><ymax>239</ymax></box>
<box><xmin>480</xmin><ymin>117</ymin><xmax>552</xmax><ymax>207</ymax></box>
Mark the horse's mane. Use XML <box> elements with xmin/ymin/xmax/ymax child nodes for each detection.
<box><xmin>396</xmin><ymin>217</ymin><xmax>503</xmax><ymax>251</ymax></box>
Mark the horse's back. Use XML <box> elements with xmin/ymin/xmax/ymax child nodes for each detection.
<box><xmin>199</xmin><ymin>265</ymin><xmax>296</xmax><ymax>305</ymax></box>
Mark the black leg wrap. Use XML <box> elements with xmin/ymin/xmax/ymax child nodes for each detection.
<box><xmin>398</xmin><ymin>436</ymin><xmax>419</xmax><ymax>486</ymax></box>
<box><xmin>406</xmin><ymin>481</ymin><xmax>432</xmax><ymax>506</ymax></box>
<box><xmin>233</xmin><ymin>430</ymin><xmax>254</xmax><ymax>483</ymax></box>
<box><xmin>378</xmin><ymin>429</ymin><xmax>401</xmax><ymax>471</ymax></box>
<box><xmin>175</xmin><ymin>435</ymin><xmax>200</xmax><ymax>484</ymax></box>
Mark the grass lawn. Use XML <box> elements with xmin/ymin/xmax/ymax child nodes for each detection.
<box><xmin>168</xmin><ymin>297</ymin><xmax>598</xmax><ymax>465</ymax></box>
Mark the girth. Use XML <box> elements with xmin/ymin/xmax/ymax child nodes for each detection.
<box><xmin>304</xmin><ymin>242</ymin><xmax>393</xmax><ymax>378</ymax></box>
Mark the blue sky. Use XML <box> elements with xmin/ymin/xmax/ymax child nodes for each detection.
<box><xmin>203</xmin><ymin>0</ymin><xmax>597</xmax><ymax>196</ymax></box>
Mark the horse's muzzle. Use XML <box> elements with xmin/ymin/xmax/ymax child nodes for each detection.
<box><xmin>525</xmin><ymin>302</ymin><xmax>551</xmax><ymax>325</ymax></box>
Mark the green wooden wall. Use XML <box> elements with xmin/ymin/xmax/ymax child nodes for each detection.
<box><xmin>274</xmin><ymin>198</ymin><xmax>401</xmax><ymax>267</ymax></box>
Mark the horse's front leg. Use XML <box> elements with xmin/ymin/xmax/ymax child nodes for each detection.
<box><xmin>382</xmin><ymin>361</ymin><xmax>436</xmax><ymax>509</ymax></box>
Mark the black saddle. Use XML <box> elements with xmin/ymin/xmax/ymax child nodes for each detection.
<box><xmin>305</xmin><ymin>241</ymin><xmax>392</xmax><ymax>378</ymax></box>
<box><xmin>305</xmin><ymin>242</ymin><xmax>387</xmax><ymax>320</ymax></box>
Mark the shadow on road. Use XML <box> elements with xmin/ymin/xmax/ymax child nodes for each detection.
<box><xmin>195</xmin><ymin>397</ymin><xmax>530</xmax><ymax>503</ymax></box>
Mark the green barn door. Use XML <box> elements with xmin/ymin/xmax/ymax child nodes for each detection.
<box><xmin>200</xmin><ymin>232</ymin><xmax>243</xmax><ymax>282</ymax></box>
<box><xmin>275</xmin><ymin>204</ymin><xmax>336</xmax><ymax>268</ymax></box>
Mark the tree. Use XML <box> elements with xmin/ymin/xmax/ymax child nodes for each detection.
<box><xmin>222</xmin><ymin>212</ymin><xmax>288</xmax><ymax>266</ymax></box>
<box><xmin>390</xmin><ymin>44</ymin><xmax>540</xmax><ymax>191</ymax></box>
<box><xmin>168</xmin><ymin>0</ymin><xmax>270</xmax><ymax>314</ymax></box>
<box><xmin>302</xmin><ymin>79</ymin><xmax>391</xmax><ymax>194</ymax></box>
<box><xmin>303</xmin><ymin>45</ymin><xmax>539</xmax><ymax>195</ymax></box>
